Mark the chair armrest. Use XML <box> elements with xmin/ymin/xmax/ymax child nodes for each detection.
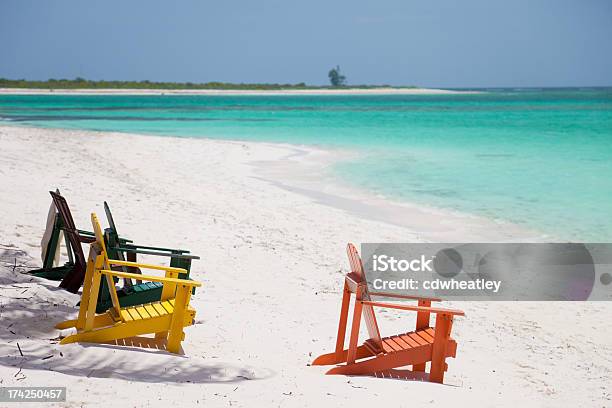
<box><xmin>107</xmin><ymin>259</ymin><xmax>188</xmax><ymax>274</ymax></box>
<box><xmin>99</xmin><ymin>269</ymin><xmax>202</xmax><ymax>288</ymax></box>
<box><xmin>76</xmin><ymin>229</ymin><xmax>132</xmax><ymax>243</ymax></box>
<box><xmin>121</xmin><ymin>243</ymin><xmax>190</xmax><ymax>254</ymax></box>
<box><xmin>79</xmin><ymin>236</ymin><xmax>96</xmax><ymax>244</ymax></box>
<box><xmin>361</xmin><ymin>300</ymin><xmax>465</xmax><ymax>317</ymax></box>
<box><xmin>117</xmin><ymin>246</ymin><xmax>200</xmax><ymax>260</ymax></box>
<box><xmin>369</xmin><ymin>291</ymin><xmax>442</xmax><ymax>302</ymax></box>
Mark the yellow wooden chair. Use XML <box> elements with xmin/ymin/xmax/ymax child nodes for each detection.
<box><xmin>56</xmin><ymin>213</ymin><xmax>202</xmax><ymax>354</ymax></box>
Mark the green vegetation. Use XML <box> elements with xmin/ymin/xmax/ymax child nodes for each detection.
<box><xmin>328</xmin><ymin>66</ymin><xmax>347</xmax><ymax>87</ymax></box>
<box><xmin>0</xmin><ymin>77</ymin><xmax>411</xmax><ymax>90</ymax></box>
<box><xmin>0</xmin><ymin>78</ymin><xmax>310</xmax><ymax>90</ymax></box>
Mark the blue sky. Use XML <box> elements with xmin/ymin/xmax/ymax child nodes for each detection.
<box><xmin>1</xmin><ymin>0</ymin><xmax>611</xmax><ymax>87</ymax></box>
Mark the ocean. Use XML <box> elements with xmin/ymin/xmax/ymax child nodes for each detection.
<box><xmin>1</xmin><ymin>88</ymin><xmax>611</xmax><ymax>241</ymax></box>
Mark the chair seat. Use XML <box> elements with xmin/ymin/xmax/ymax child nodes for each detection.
<box><xmin>365</xmin><ymin>327</ymin><xmax>454</xmax><ymax>355</ymax></box>
<box><xmin>109</xmin><ymin>299</ymin><xmax>196</xmax><ymax>325</ymax></box>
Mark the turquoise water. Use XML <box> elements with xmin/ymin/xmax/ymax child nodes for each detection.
<box><xmin>1</xmin><ymin>89</ymin><xmax>611</xmax><ymax>241</ymax></box>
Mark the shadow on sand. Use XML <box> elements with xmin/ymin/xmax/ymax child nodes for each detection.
<box><xmin>0</xmin><ymin>247</ymin><xmax>273</xmax><ymax>384</ymax></box>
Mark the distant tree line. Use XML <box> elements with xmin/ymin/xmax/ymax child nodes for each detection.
<box><xmin>0</xmin><ymin>78</ymin><xmax>311</xmax><ymax>90</ymax></box>
<box><xmin>0</xmin><ymin>77</ymin><xmax>411</xmax><ymax>90</ymax></box>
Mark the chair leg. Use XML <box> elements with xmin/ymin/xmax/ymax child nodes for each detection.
<box><xmin>84</xmin><ymin>270</ymin><xmax>103</xmax><ymax>331</ymax></box>
<box><xmin>76</xmin><ymin>253</ymin><xmax>96</xmax><ymax>330</ymax></box>
<box><xmin>413</xmin><ymin>299</ymin><xmax>431</xmax><ymax>372</ymax></box>
<box><xmin>312</xmin><ymin>344</ymin><xmax>375</xmax><ymax>366</ymax></box>
<box><xmin>167</xmin><ymin>285</ymin><xmax>189</xmax><ymax>354</ymax></box>
<box><xmin>430</xmin><ymin>314</ymin><xmax>453</xmax><ymax>383</ymax></box>
<box><xmin>346</xmin><ymin>301</ymin><xmax>363</xmax><ymax>364</ymax></box>
<box><xmin>334</xmin><ymin>284</ymin><xmax>351</xmax><ymax>354</ymax></box>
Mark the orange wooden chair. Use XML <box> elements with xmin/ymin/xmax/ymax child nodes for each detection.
<box><xmin>312</xmin><ymin>243</ymin><xmax>465</xmax><ymax>383</ymax></box>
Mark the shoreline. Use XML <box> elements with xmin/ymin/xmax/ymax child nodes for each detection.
<box><xmin>1</xmin><ymin>124</ymin><xmax>539</xmax><ymax>242</ymax></box>
<box><xmin>249</xmin><ymin>141</ymin><xmax>544</xmax><ymax>242</ymax></box>
<box><xmin>0</xmin><ymin>87</ymin><xmax>481</xmax><ymax>96</ymax></box>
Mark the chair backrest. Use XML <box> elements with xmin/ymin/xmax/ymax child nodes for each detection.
<box><xmin>50</xmin><ymin>191</ymin><xmax>77</xmax><ymax>231</ymax></box>
<box><xmin>41</xmin><ymin>189</ymin><xmax>61</xmax><ymax>265</ymax></box>
<box><xmin>51</xmin><ymin>191</ymin><xmax>87</xmax><ymax>292</ymax></box>
<box><xmin>104</xmin><ymin>202</ymin><xmax>118</xmax><ymax>236</ymax></box>
<box><xmin>102</xmin><ymin>201</ymin><xmax>124</xmax><ymax>259</ymax></box>
<box><xmin>91</xmin><ymin>213</ymin><xmax>109</xmax><ymax>267</ymax></box>
<box><xmin>346</xmin><ymin>243</ymin><xmax>382</xmax><ymax>345</ymax></box>
<box><xmin>99</xmin><ymin>205</ymin><xmax>137</xmax><ymax>292</ymax></box>
<box><xmin>89</xmin><ymin>212</ymin><xmax>123</xmax><ymax>315</ymax></box>
<box><xmin>101</xmin><ymin>202</ymin><xmax>130</xmax><ymax>280</ymax></box>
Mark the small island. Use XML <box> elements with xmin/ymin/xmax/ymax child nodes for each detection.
<box><xmin>0</xmin><ymin>77</ymin><xmax>475</xmax><ymax>95</ymax></box>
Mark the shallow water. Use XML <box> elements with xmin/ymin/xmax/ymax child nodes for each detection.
<box><xmin>1</xmin><ymin>89</ymin><xmax>611</xmax><ymax>241</ymax></box>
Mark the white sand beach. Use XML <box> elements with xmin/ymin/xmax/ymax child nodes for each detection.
<box><xmin>0</xmin><ymin>87</ymin><xmax>479</xmax><ymax>96</ymax></box>
<box><xmin>0</xmin><ymin>125</ymin><xmax>610</xmax><ymax>407</ymax></box>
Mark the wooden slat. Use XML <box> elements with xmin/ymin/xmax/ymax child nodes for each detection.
<box><xmin>161</xmin><ymin>301</ymin><xmax>174</xmax><ymax>314</ymax></box>
<box><xmin>127</xmin><ymin>308</ymin><xmax>142</xmax><ymax>321</ymax></box>
<box><xmin>389</xmin><ymin>335</ymin><xmax>412</xmax><ymax>350</ymax></box>
<box><xmin>144</xmin><ymin>304</ymin><xmax>159</xmax><ymax>318</ymax></box>
<box><xmin>361</xmin><ymin>300</ymin><xmax>465</xmax><ymax>317</ymax></box>
<box><xmin>135</xmin><ymin>306</ymin><xmax>151</xmax><ymax>319</ymax></box>
<box><xmin>379</xmin><ymin>340</ymin><xmax>395</xmax><ymax>354</ymax></box>
<box><xmin>100</xmin><ymin>268</ymin><xmax>200</xmax><ymax>287</ymax></box>
<box><xmin>369</xmin><ymin>291</ymin><xmax>442</xmax><ymax>302</ymax></box>
<box><xmin>408</xmin><ymin>332</ymin><xmax>429</xmax><ymax>346</ymax></box>
<box><xmin>383</xmin><ymin>338</ymin><xmax>404</xmax><ymax>352</ymax></box>
<box><xmin>399</xmin><ymin>333</ymin><xmax>421</xmax><ymax>348</ymax></box>
<box><xmin>417</xmin><ymin>329</ymin><xmax>435</xmax><ymax>343</ymax></box>
<box><xmin>120</xmin><ymin>309</ymin><xmax>133</xmax><ymax>322</ymax></box>
<box><xmin>152</xmin><ymin>302</ymin><xmax>168</xmax><ymax>316</ymax></box>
